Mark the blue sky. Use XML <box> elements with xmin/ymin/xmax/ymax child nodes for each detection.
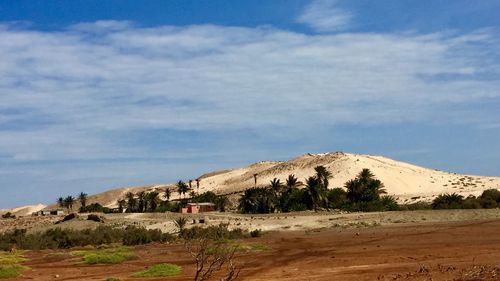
<box><xmin>1</xmin><ymin>0</ymin><xmax>500</xmax><ymax>208</ymax></box>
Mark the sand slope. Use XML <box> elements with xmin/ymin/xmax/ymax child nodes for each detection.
<box><xmin>0</xmin><ymin>204</ymin><xmax>46</xmax><ymax>217</ymax></box>
<box><xmin>89</xmin><ymin>152</ymin><xmax>500</xmax><ymax>207</ymax></box>
<box><xmin>4</xmin><ymin>152</ymin><xmax>500</xmax><ymax>214</ymax></box>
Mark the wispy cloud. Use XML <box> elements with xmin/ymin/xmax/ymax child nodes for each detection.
<box><xmin>296</xmin><ymin>0</ymin><xmax>353</xmax><ymax>32</ymax></box>
<box><xmin>0</xmin><ymin>21</ymin><xmax>499</xmax><ymax>207</ymax></box>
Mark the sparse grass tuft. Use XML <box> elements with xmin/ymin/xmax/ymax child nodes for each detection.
<box><xmin>0</xmin><ymin>251</ymin><xmax>29</xmax><ymax>279</ymax></box>
<box><xmin>73</xmin><ymin>247</ymin><xmax>135</xmax><ymax>264</ymax></box>
<box><xmin>0</xmin><ymin>265</ymin><xmax>29</xmax><ymax>279</ymax></box>
<box><xmin>235</xmin><ymin>242</ymin><xmax>270</xmax><ymax>252</ymax></box>
<box><xmin>0</xmin><ymin>251</ymin><xmax>26</xmax><ymax>265</ymax></box>
<box><xmin>132</xmin><ymin>263</ymin><xmax>182</xmax><ymax>277</ymax></box>
<box><xmin>208</xmin><ymin>241</ymin><xmax>270</xmax><ymax>254</ymax></box>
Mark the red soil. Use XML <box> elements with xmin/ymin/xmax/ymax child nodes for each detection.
<box><xmin>15</xmin><ymin>219</ymin><xmax>500</xmax><ymax>281</ymax></box>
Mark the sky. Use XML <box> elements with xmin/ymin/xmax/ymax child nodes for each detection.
<box><xmin>1</xmin><ymin>0</ymin><xmax>500</xmax><ymax>208</ymax></box>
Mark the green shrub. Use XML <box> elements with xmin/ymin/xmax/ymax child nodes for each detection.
<box><xmin>379</xmin><ymin>195</ymin><xmax>399</xmax><ymax>211</ymax></box>
<box><xmin>79</xmin><ymin>203</ymin><xmax>112</xmax><ymax>213</ymax></box>
<box><xmin>122</xmin><ymin>226</ymin><xmax>173</xmax><ymax>246</ymax></box>
<box><xmin>132</xmin><ymin>263</ymin><xmax>181</xmax><ymax>277</ymax></box>
<box><xmin>399</xmin><ymin>202</ymin><xmax>432</xmax><ymax>211</ymax></box>
<box><xmin>480</xmin><ymin>189</ymin><xmax>500</xmax><ymax>202</ymax></box>
<box><xmin>432</xmin><ymin>193</ymin><xmax>464</xmax><ymax>209</ymax></box>
<box><xmin>87</xmin><ymin>214</ymin><xmax>104</xmax><ymax>222</ymax></box>
<box><xmin>250</xmin><ymin>229</ymin><xmax>262</xmax><ymax>238</ymax></box>
<box><xmin>73</xmin><ymin>247</ymin><xmax>135</xmax><ymax>264</ymax></box>
<box><xmin>155</xmin><ymin>201</ymin><xmax>180</xmax><ymax>213</ymax></box>
<box><xmin>327</xmin><ymin>188</ymin><xmax>347</xmax><ymax>209</ymax></box>
<box><xmin>0</xmin><ymin>265</ymin><xmax>29</xmax><ymax>279</ymax></box>
<box><xmin>1</xmin><ymin>213</ymin><xmax>15</xmax><ymax>219</ymax></box>
<box><xmin>0</xmin><ymin>251</ymin><xmax>29</xmax><ymax>279</ymax></box>
<box><xmin>180</xmin><ymin>223</ymin><xmax>247</xmax><ymax>240</ymax></box>
<box><xmin>0</xmin><ymin>226</ymin><xmax>174</xmax><ymax>250</ymax></box>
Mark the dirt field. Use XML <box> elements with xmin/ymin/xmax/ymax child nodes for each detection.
<box><xmin>7</xmin><ymin>217</ymin><xmax>500</xmax><ymax>281</ymax></box>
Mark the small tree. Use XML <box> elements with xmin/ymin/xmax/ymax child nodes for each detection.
<box><xmin>117</xmin><ymin>199</ymin><xmax>126</xmax><ymax>213</ymax></box>
<box><xmin>186</xmin><ymin>238</ymin><xmax>241</xmax><ymax>281</ymax></box>
<box><xmin>174</xmin><ymin>217</ymin><xmax>188</xmax><ymax>233</ymax></box>
<box><xmin>177</xmin><ymin>180</ymin><xmax>189</xmax><ymax>199</ymax></box>
<box><xmin>64</xmin><ymin>196</ymin><xmax>75</xmax><ymax>211</ymax></box>
<box><xmin>57</xmin><ymin>197</ymin><xmax>65</xmax><ymax>208</ymax></box>
<box><xmin>125</xmin><ymin>192</ymin><xmax>138</xmax><ymax>213</ymax></box>
<box><xmin>78</xmin><ymin>192</ymin><xmax>88</xmax><ymax>208</ymax></box>
<box><xmin>164</xmin><ymin>188</ymin><xmax>172</xmax><ymax>202</ymax></box>
<box><xmin>147</xmin><ymin>191</ymin><xmax>159</xmax><ymax>212</ymax></box>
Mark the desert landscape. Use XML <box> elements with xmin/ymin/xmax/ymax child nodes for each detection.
<box><xmin>1</xmin><ymin>152</ymin><xmax>500</xmax><ymax>280</ymax></box>
<box><xmin>2</xmin><ymin>1</ymin><xmax>500</xmax><ymax>280</ymax></box>
<box><xmin>1</xmin><ymin>210</ymin><xmax>499</xmax><ymax>280</ymax></box>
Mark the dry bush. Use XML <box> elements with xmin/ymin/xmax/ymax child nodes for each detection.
<box><xmin>185</xmin><ymin>238</ymin><xmax>241</xmax><ymax>281</ymax></box>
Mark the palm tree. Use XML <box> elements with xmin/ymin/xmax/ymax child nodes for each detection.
<box><xmin>270</xmin><ymin>178</ymin><xmax>284</xmax><ymax>197</ymax></box>
<box><xmin>196</xmin><ymin>178</ymin><xmax>200</xmax><ymax>193</ymax></box>
<box><xmin>253</xmin><ymin>173</ymin><xmax>258</xmax><ymax>188</ymax></box>
<box><xmin>164</xmin><ymin>188</ymin><xmax>172</xmax><ymax>201</ymax></box>
<box><xmin>189</xmin><ymin>190</ymin><xmax>197</xmax><ymax>201</ymax></box>
<box><xmin>57</xmin><ymin>197</ymin><xmax>65</xmax><ymax>208</ymax></box>
<box><xmin>345</xmin><ymin>169</ymin><xmax>386</xmax><ymax>203</ymax></box>
<box><xmin>137</xmin><ymin>191</ymin><xmax>147</xmax><ymax>212</ymax></box>
<box><xmin>173</xmin><ymin>217</ymin><xmax>187</xmax><ymax>233</ymax></box>
<box><xmin>285</xmin><ymin>174</ymin><xmax>299</xmax><ymax>192</ymax></box>
<box><xmin>78</xmin><ymin>192</ymin><xmax>88</xmax><ymax>208</ymax></box>
<box><xmin>177</xmin><ymin>180</ymin><xmax>189</xmax><ymax>199</ymax></box>
<box><xmin>314</xmin><ymin>165</ymin><xmax>332</xmax><ymax>189</ymax></box>
<box><xmin>117</xmin><ymin>199</ymin><xmax>126</xmax><ymax>213</ymax></box>
<box><xmin>215</xmin><ymin>196</ymin><xmax>229</xmax><ymax>212</ymax></box>
<box><xmin>305</xmin><ymin>176</ymin><xmax>325</xmax><ymax>211</ymax></box>
<box><xmin>125</xmin><ymin>192</ymin><xmax>137</xmax><ymax>213</ymax></box>
<box><xmin>238</xmin><ymin>187</ymin><xmax>275</xmax><ymax>214</ymax></box>
<box><xmin>189</xmin><ymin>180</ymin><xmax>193</xmax><ymax>191</ymax></box>
<box><xmin>64</xmin><ymin>196</ymin><xmax>75</xmax><ymax>211</ymax></box>
<box><xmin>147</xmin><ymin>192</ymin><xmax>159</xmax><ymax>212</ymax></box>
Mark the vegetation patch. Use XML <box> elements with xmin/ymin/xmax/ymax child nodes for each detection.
<box><xmin>0</xmin><ymin>251</ymin><xmax>29</xmax><ymax>279</ymax></box>
<box><xmin>132</xmin><ymin>263</ymin><xmax>182</xmax><ymax>278</ymax></box>
<box><xmin>0</xmin><ymin>265</ymin><xmax>30</xmax><ymax>279</ymax></box>
<box><xmin>73</xmin><ymin>247</ymin><xmax>135</xmax><ymax>264</ymax></box>
<box><xmin>208</xmin><ymin>241</ymin><xmax>270</xmax><ymax>254</ymax></box>
<box><xmin>180</xmin><ymin>223</ymin><xmax>248</xmax><ymax>240</ymax></box>
<box><xmin>0</xmin><ymin>226</ymin><xmax>174</xmax><ymax>251</ymax></box>
<box><xmin>235</xmin><ymin>242</ymin><xmax>270</xmax><ymax>252</ymax></box>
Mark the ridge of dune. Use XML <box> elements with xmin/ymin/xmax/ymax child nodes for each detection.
<box><xmin>5</xmin><ymin>152</ymin><xmax>500</xmax><ymax>214</ymax></box>
<box><xmin>92</xmin><ymin>151</ymin><xmax>500</xmax><ymax>207</ymax></box>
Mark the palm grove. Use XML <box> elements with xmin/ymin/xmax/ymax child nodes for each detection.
<box><xmin>57</xmin><ymin>166</ymin><xmax>500</xmax><ymax>214</ymax></box>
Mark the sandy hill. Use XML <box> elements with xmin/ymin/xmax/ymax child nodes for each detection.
<box><xmin>84</xmin><ymin>152</ymin><xmax>500</xmax><ymax>208</ymax></box>
<box><xmin>0</xmin><ymin>204</ymin><xmax>47</xmax><ymax>217</ymax></box>
<box><xmin>4</xmin><ymin>152</ymin><xmax>500</xmax><ymax>214</ymax></box>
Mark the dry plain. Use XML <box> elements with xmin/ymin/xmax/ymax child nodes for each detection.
<box><xmin>1</xmin><ymin>209</ymin><xmax>499</xmax><ymax>280</ymax></box>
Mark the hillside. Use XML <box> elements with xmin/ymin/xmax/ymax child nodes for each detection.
<box><xmin>85</xmin><ymin>152</ymin><xmax>500</xmax><ymax>208</ymax></box>
<box><xmin>3</xmin><ymin>152</ymin><xmax>500</xmax><ymax>214</ymax></box>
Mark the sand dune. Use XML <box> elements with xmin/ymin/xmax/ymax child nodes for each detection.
<box><xmin>89</xmin><ymin>151</ymin><xmax>500</xmax><ymax>207</ymax></box>
<box><xmin>4</xmin><ymin>152</ymin><xmax>500</xmax><ymax>214</ymax></box>
<box><xmin>0</xmin><ymin>204</ymin><xmax>46</xmax><ymax>217</ymax></box>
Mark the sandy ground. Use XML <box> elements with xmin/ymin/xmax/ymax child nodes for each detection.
<box><xmin>2</xmin><ymin>209</ymin><xmax>500</xmax><ymax>235</ymax></box>
<box><xmin>7</xmin><ymin>218</ymin><xmax>500</xmax><ymax>281</ymax></box>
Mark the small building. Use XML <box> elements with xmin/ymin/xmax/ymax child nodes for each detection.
<box><xmin>181</xmin><ymin>202</ymin><xmax>216</xmax><ymax>214</ymax></box>
<box><xmin>33</xmin><ymin>208</ymin><xmax>65</xmax><ymax>216</ymax></box>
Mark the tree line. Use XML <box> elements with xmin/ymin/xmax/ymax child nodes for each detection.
<box><xmin>238</xmin><ymin>166</ymin><xmax>393</xmax><ymax>213</ymax></box>
<box><xmin>57</xmin><ymin>166</ymin><xmax>500</xmax><ymax>214</ymax></box>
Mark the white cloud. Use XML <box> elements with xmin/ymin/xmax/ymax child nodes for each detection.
<box><xmin>296</xmin><ymin>0</ymin><xmax>353</xmax><ymax>32</ymax></box>
<box><xmin>0</xmin><ymin>22</ymin><xmax>499</xmax><ymax>207</ymax></box>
